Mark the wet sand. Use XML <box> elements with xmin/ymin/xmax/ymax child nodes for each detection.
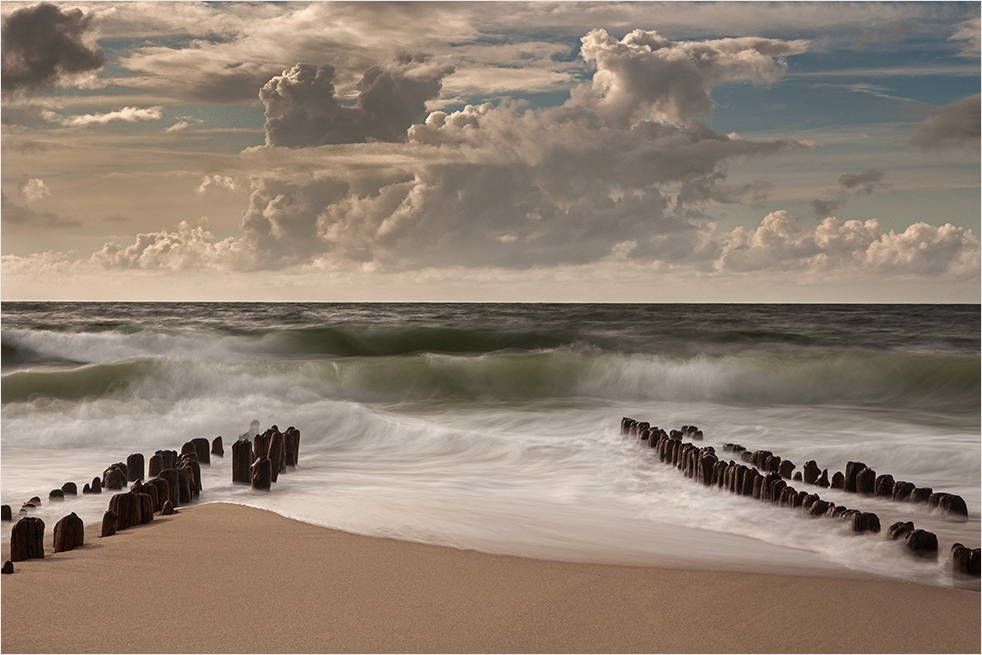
<box><xmin>1</xmin><ymin>502</ymin><xmax>979</xmax><ymax>653</ymax></box>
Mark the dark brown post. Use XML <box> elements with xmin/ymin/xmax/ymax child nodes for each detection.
<box><xmin>10</xmin><ymin>517</ymin><xmax>45</xmax><ymax>561</ymax></box>
<box><xmin>126</xmin><ymin>453</ymin><xmax>145</xmax><ymax>481</ymax></box>
<box><xmin>157</xmin><ymin>469</ymin><xmax>180</xmax><ymax>507</ymax></box>
<box><xmin>53</xmin><ymin>512</ymin><xmax>85</xmax><ymax>553</ymax></box>
<box><xmin>148</xmin><ymin>454</ymin><xmax>164</xmax><ymax>478</ymax></box>
<box><xmin>232</xmin><ymin>439</ymin><xmax>253</xmax><ymax>484</ymax></box>
<box><xmin>269</xmin><ymin>430</ymin><xmax>285</xmax><ymax>482</ymax></box>
<box><xmin>212</xmin><ymin>436</ymin><xmax>224</xmax><ymax>458</ymax></box>
<box><xmin>252</xmin><ymin>457</ymin><xmax>272</xmax><ymax>490</ymax></box>
<box><xmin>191</xmin><ymin>437</ymin><xmax>211</xmax><ymax>465</ymax></box>
<box><xmin>101</xmin><ymin>510</ymin><xmax>117</xmax><ymax>537</ymax></box>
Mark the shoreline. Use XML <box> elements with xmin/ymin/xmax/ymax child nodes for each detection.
<box><xmin>2</xmin><ymin>502</ymin><xmax>979</xmax><ymax>654</ymax></box>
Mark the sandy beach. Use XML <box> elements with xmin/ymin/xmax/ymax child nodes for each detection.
<box><xmin>1</xmin><ymin>502</ymin><xmax>978</xmax><ymax>654</ymax></box>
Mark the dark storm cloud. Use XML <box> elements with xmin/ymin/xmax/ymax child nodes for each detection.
<box><xmin>812</xmin><ymin>169</ymin><xmax>887</xmax><ymax>217</ymax></box>
<box><xmin>838</xmin><ymin>169</ymin><xmax>885</xmax><ymax>195</ymax></box>
<box><xmin>261</xmin><ymin>55</ymin><xmax>455</xmax><ymax>147</ymax></box>
<box><xmin>810</xmin><ymin>198</ymin><xmax>842</xmax><ymax>218</ymax></box>
<box><xmin>909</xmin><ymin>94</ymin><xmax>981</xmax><ymax>151</ymax></box>
<box><xmin>1</xmin><ymin>192</ymin><xmax>80</xmax><ymax>228</ymax></box>
<box><xmin>1</xmin><ymin>2</ymin><xmax>105</xmax><ymax>95</ymax></box>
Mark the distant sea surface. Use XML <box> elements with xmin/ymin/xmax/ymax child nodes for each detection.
<box><xmin>2</xmin><ymin>302</ymin><xmax>979</xmax><ymax>586</ymax></box>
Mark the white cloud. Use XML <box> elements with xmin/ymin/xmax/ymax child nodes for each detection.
<box><xmin>92</xmin><ymin>221</ymin><xmax>248</xmax><ymax>271</ymax></box>
<box><xmin>572</xmin><ymin>29</ymin><xmax>808</xmax><ymax>126</ymax></box>
<box><xmin>42</xmin><ymin>105</ymin><xmax>163</xmax><ymax>127</ymax></box>
<box><xmin>21</xmin><ymin>178</ymin><xmax>50</xmax><ymax>202</ymax></box>
<box><xmin>715</xmin><ymin>211</ymin><xmax>979</xmax><ymax>278</ymax></box>
<box><xmin>950</xmin><ymin>17</ymin><xmax>981</xmax><ymax>58</ymax></box>
<box><xmin>196</xmin><ymin>174</ymin><xmax>237</xmax><ymax>194</ymax></box>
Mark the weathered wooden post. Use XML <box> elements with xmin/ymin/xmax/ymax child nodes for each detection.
<box><xmin>146</xmin><ymin>478</ymin><xmax>169</xmax><ymax>512</ymax></box>
<box><xmin>157</xmin><ymin>469</ymin><xmax>180</xmax><ymax>507</ymax></box>
<box><xmin>10</xmin><ymin>517</ymin><xmax>45</xmax><ymax>561</ymax></box>
<box><xmin>101</xmin><ymin>510</ymin><xmax>117</xmax><ymax>537</ymax></box>
<box><xmin>176</xmin><ymin>468</ymin><xmax>193</xmax><ymax>504</ymax></box>
<box><xmin>1</xmin><ymin>505</ymin><xmax>11</xmax><ymax>521</ymax></box>
<box><xmin>852</xmin><ymin>511</ymin><xmax>880</xmax><ymax>534</ymax></box>
<box><xmin>109</xmin><ymin>492</ymin><xmax>148</xmax><ymax>531</ymax></box>
<box><xmin>904</xmin><ymin>529</ymin><xmax>938</xmax><ymax>559</ymax></box>
<box><xmin>53</xmin><ymin>512</ymin><xmax>85</xmax><ymax>553</ymax></box>
<box><xmin>269</xmin><ymin>430</ymin><xmax>285</xmax><ymax>482</ymax></box>
<box><xmin>251</xmin><ymin>457</ymin><xmax>272</xmax><ymax>490</ymax></box>
<box><xmin>844</xmin><ymin>461</ymin><xmax>867</xmax><ymax>493</ymax></box>
<box><xmin>102</xmin><ymin>464</ymin><xmax>127</xmax><ymax>490</ymax></box>
<box><xmin>232</xmin><ymin>439</ymin><xmax>253</xmax><ymax>484</ymax></box>
<box><xmin>126</xmin><ymin>453</ymin><xmax>145</xmax><ymax>481</ymax></box>
<box><xmin>190</xmin><ymin>437</ymin><xmax>210</xmax><ymax>465</ymax></box>
<box><xmin>254</xmin><ymin>431</ymin><xmax>271</xmax><ymax>460</ymax></box>
<box><xmin>212</xmin><ymin>436</ymin><xmax>224</xmax><ymax>458</ymax></box>
<box><xmin>61</xmin><ymin>482</ymin><xmax>78</xmax><ymax>496</ymax></box>
<box><xmin>148</xmin><ymin>453</ymin><xmax>164</xmax><ymax>478</ymax></box>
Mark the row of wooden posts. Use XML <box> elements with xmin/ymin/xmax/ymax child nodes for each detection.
<box><xmin>620</xmin><ymin>418</ymin><xmax>980</xmax><ymax>580</ymax></box>
<box><xmin>2</xmin><ymin>424</ymin><xmax>300</xmax><ymax>570</ymax></box>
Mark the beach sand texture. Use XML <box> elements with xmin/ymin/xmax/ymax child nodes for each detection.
<box><xmin>1</xmin><ymin>502</ymin><xmax>978</xmax><ymax>654</ymax></box>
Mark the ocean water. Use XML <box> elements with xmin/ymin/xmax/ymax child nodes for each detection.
<box><xmin>1</xmin><ymin>302</ymin><xmax>979</xmax><ymax>587</ymax></box>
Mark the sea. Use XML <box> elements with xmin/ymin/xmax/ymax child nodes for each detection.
<box><xmin>1</xmin><ymin>302</ymin><xmax>979</xmax><ymax>588</ymax></box>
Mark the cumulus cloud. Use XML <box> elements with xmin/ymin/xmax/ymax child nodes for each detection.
<box><xmin>42</xmin><ymin>106</ymin><xmax>164</xmax><ymax>127</ymax></box>
<box><xmin>715</xmin><ymin>211</ymin><xmax>978</xmax><ymax>278</ymax></box>
<box><xmin>261</xmin><ymin>55</ymin><xmax>455</xmax><ymax>146</ymax></box>
<box><xmin>196</xmin><ymin>175</ymin><xmax>237</xmax><ymax>194</ymax></box>
<box><xmin>570</xmin><ymin>28</ymin><xmax>809</xmax><ymax>126</ymax></box>
<box><xmin>21</xmin><ymin>178</ymin><xmax>50</xmax><ymax>202</ymax></box>
<box><xmin>92</xmin><ymin>221</ymin><xmax>247</xmax><ymax>271</ymax></box>
<box><xmin>86</xmin><ymin>26</ymin><xmax>981</xmax><ymax>282</ymax></box>
<box><xmin>1</xmin><ymin>2</ymin><xmax>105</xmax><ymax>95</ymax></box>
<box><xmin>909</xmin><ymin>94</ymin><xmax>981</xmax><ymax>151</ymax></box>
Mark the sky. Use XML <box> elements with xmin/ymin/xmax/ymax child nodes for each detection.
<box><xmin>1</xmin><ymin>1</ymin><xmax>979</xmax><ymax>302</ymax></box>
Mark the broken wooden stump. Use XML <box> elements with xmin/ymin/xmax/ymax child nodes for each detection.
<box><xmin>160</xmin><ymin>500</ymin><xmax>177</xmax><ymax>515</ymax></box>
<box><xmin>61</xmin><ymin>482</ymin><xmax>78</xmax><ymax>496</ymax></box>
<box><xmin>1</xmin><ymin>561</ymin><xmax>12</xmax><ymax>574</ymax></box>
<box><xmin>48</xmin><ymin>489</ymin><xmax>64</xmax><ymax>502</ymax></box>
<box><xmin>212</xmin><ymin>436</ymin><xmax>224</xmax><ymax>458</ymax></box>
<box><xmin>53</xmin><ymin>512</ymin><xmax>85</xmax><ymax>553</ymax></box>
<box><xmin>10</xmin><ymin>517</ymin><xmax>45</xmax><ymax>561</ymax></box>
<box><xmin>126</xmin><ymin>453</ymin><xmax>145</xmax><ymax>482</ymax></box>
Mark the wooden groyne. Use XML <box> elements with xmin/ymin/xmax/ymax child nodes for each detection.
<box><xmin>620</xmin><ymin>417</ymin><xmax>980</xmax><ymax>581</ymax></box>
<box><xmin>1</xmin><ymin>423</ymin><xmax>300</xmax><ymax>573</ymax></box>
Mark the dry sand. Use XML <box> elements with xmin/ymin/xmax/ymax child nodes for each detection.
<box><xmin>1</xmin><ymin>502</ymin><xmax>979</xmax><ymax>653</ymax></box>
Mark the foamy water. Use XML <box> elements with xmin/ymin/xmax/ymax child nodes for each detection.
<box><xmin>2</xmin><ymin>303</ymin><xmax>978</xmax><ymax>587</ymax></box>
